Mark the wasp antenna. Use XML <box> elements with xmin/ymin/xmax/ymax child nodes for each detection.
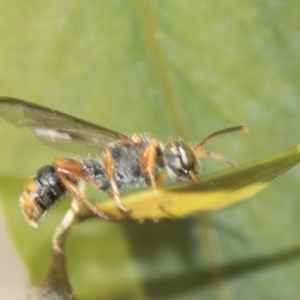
<box><xmin>195</xmin><ymin>125</ymin><xmax>248</xmax><ymax>148</ymax></box>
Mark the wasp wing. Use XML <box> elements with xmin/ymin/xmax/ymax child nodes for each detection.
<box><xmin>0</xmin><ymin>97</ymin><xmax>130</xmax><ymax>153</ymax></box>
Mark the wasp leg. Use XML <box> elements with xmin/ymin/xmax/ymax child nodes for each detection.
<box><xmin>54</xmin><ymin>157</ymin><xmax>90</xmax><ymax>180</ymax></box>
<box><xmin>155</xmin><ymin>172</ymin><xmax>166</xmax><ymax>187</ymax></box>
<box><xmin>103</xmin><ymin>149</ymin><xmax>130</xmax><ymax>212</ymax></box>
<box><xmin>54</xmin><ymin>157</ymin><xmax>111</xmax><ymax>219</ymax></box>
<box><xmin>52</xmin><ymin>188</ymin><xmax>82</xmax><ymax>253</ymax></box>
<box><xmin>140</xmin><ymin>139</ymin><xmax>165</xmax><ymax>187</ymax></box>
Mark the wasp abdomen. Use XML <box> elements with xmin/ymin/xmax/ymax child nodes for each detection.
<box><xmin>20</xmin><ymin>165</ymin><xmax>67</xmax><ymax>228</ymax></box>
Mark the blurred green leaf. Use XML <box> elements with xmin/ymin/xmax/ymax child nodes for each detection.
<box><xmin>0</xmin><ymin>0</ymin><xmax>300</xmax><ymax>299</ymax></box>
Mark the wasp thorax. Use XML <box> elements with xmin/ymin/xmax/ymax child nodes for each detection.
<box><xmin>164</xmin><ymin>141</ymin><xmax>199</xmax><ymax>180</ymax></box>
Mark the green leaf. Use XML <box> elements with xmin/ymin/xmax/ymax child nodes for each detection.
<box><xmin>0</xmin><ymin>1</ymin><xmax>300</xmax><ymax>299</ymax></box>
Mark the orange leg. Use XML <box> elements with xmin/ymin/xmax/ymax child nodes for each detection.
<box><xmin>140</xmin><ymin>139</ymin><xmax>165</xmax><ymax>187</ymax></box>
<box><xmin>54</xmin><ymin>157</ymin><xmax>111</xmax><ymax>219</ymax></box>
<box><xmin>103</xmin><ymin>149</ymin><xmax>130</xmax><ymax>212</ymax></box>
<box><xmin>155</xmin><ymin>172</ymin><xmax>166</xmax><ymax>187</ymax></box>
<box><xmin>54</xmin><ymin>157</ymin><xmax>90</xmax><ymax>180</ymax></box>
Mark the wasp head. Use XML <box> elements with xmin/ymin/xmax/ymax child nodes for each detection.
<box><xmin>164</xmin><ymin>141</ymin><xmax>199</xmax><ymax>181</ymax></box>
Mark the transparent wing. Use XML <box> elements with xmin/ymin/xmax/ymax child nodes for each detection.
<box><xmin>0</xmin><ymin>97</ymin><xmax>130</xmax><ymax>153</ymax></box>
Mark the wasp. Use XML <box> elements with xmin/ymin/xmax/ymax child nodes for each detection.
<box><xmin>0</xmin><ymin>97</ymin><xmax>247</xmax><ymax>228</ymax></box>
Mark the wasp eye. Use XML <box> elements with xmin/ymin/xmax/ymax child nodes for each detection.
<box><xmin>165</xmin><ymin>141</ymin><xmax>199</xmax><ymax>180</ymax></box>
